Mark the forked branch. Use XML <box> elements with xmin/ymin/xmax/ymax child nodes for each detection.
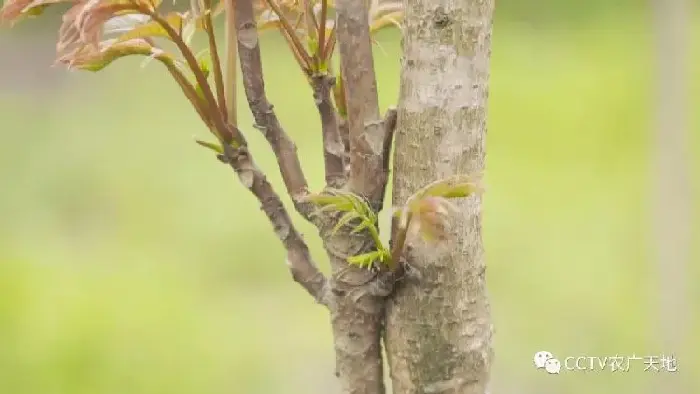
<box><xmin>233</xmin><ymin>0</ymin><xmax>315</xmax><ymax>220</ymax></box>
<box><xmin>219</xmin><ymin>126</ymin><xmax>328</xmax><ymax>303</ymax></box>
<box><xmin>256</xmin><ymin>0</ymin><xmax>347</xmax><ymax>190</ymax></box>
<box><xmin>334</xmin><ymin>0</ymin><xmax>394</xmax><ymax>209</ymax></box>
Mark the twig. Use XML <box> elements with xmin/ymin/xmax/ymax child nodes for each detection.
<box><xmin>301</xmin><ymin>0</ymin><xmax>319</xmax><ymax>69</ymax></box>
<box><xmin>224</xmin><ymin>0</ymin><xmax>238</xmax><ymax>126</ymax></box>
<box><xmin>146</xmin><ymin>9</ymin><xmax>234</xmax><ymax>144</ymax></box>
<box><xmin>317</xmin><ymin>0</ymin><xmax>328</xmax><ymax>59</ymax></box>
<box><xmin>388</xmin><ymin>209</ymin><xmax>410</xmax><ymax>271</ymax></box>
<box><xmin>202</xmin><ymin>0</ymin><xmax>227</xmax><ymax>119</ymax></box>
<box><xmin>339</xmin><ymin>117</ymin><xmax>350</xmax><ymax>172</ymax></box>
<box><xmin>220</xmin><ymin>129</ymin><xmax>328</xmax><ymax>303</ymax></box>
<box><xmin>334</xmin><ymin>0</ymin><xmax>388</xmax><ymax>209</ymax></box>
<box><xmin>312</xmin><ymin>74</ymin><xmax>346</xmax><ymax>187</ymax></box>
<box><xmin>233</xmin><ymin>0</ymin><xmax>315</xmax><ymax>219</ymax></box>
<box><xmin>262</xmin><ymin>0</ymin><xmax>313</xmax><ymax>68</ymax></box>
<box><xmin>377</xmin><ymin>107</ymin><xmax>397</xmax><ymax>209</ymax></box>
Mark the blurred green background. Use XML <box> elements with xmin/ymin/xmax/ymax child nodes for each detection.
<box><xmin>0</xmin><ymin>1</ymin><xmax>698</xmax><ymax>393</ymax></box>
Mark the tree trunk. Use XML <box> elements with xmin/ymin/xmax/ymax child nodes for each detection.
<box><xmin>384</xmin><ymin>0</ymin><xmax>495</xmax><ymax>393</ymax></box>
<box><xmin>650</xmin><ymin>0</ymin><xmax>691</xmax><ymax>392</ymax></box>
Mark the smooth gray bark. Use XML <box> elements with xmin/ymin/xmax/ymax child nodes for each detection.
<box><xmin>385</xmin><ymin>0</ymin><xmax>495</xmax><ymax>393</ymax></box>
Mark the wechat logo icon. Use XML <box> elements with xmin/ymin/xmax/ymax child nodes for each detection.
<box><xmin>534</xmin><ymin>351</ymin><xmax>561</xmax><ymax>374</ymax></box>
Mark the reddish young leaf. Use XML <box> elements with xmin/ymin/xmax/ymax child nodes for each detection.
<box><xmin>102</xmin><ymin>14</ymin><xmax>151</xmax><ymax>35</ymax></box>
<box><xmin>57</xmin><ymin>1</ymin><xmax>145</xmax><ymax>56</ymax></box>
<box><xmin>56</xmin><ymin>37</ymin><xmax>158</xmax><ymax>71</ymax></box>
<box><xmin>407</xmin><ymin>196</ymin><xmax>457</xmax><ymax>243</ymax></box>
<box><xmin>0</xmin><ymin>0</ymin><xmax>73</xmax><ymax>24</ymax></box>
<box><xmin>113</xmin><ymin>12</ymin><xmax>186</xmax><ymax>43</ymax></box>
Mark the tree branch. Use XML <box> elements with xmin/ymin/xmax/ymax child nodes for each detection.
<box><xmin>312</xmin><ymin>74</ymin><xmax>346</xmax><ymax>188</ymax></box>
<box><xmin>339</xmin><ymin>118</ymin><xmax>350</xmax><ymax>171</ymax></box>
<box><xmin>147</xmin><ymin>9</ymin><xmax>234</xmax><ymax>143</ymax></box>
<box><xmin>223</xmin><ymin>0</ymin><xmax>239</xmax><ymax>126</ymax></box>
<box><xmin>385</xmin><ymin>0</ymin><xmax>495</xmax><ymax>391</ymax></box>
<box><xmin>322</xmin><ymin>236</ymin><xmax>388</xmax><ymax>394</ymax></box>
<box><xmin>335</xmin><ymin>0</ymin><xmax>390</xmax><ymax>209</ymax></box>
<box><xmin>378</xmin><ymin>107</ymin><xmax>397</xmax><ymax>209</ymax></box>
<box><xmin>202</xmin><ymin>0</ymin><xmax>227</xmax><ymax>120</ymax></box>
<box><xmin>233</xmin><ymin>0</ymin><xmax>314</xmax><ymax>219</ymax></box>
<box><xmin>220</xmin><ymin>131</ymin><xmax>328</xmax><ymax>303</ymax></box>
<box><xmin>336</xmin><ymin>63</ymin><xmax>351</xmax><ymax>173</ymax></box>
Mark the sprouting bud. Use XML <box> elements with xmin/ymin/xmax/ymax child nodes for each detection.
<box><xmin>408</xmin><ymin>196</ymin><xmax>457</xmax><ymax>243</ymax></box>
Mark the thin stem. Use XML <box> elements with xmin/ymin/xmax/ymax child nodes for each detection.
<box><xmin>317</xmin><ymin>0</ymin><xmax>328</xmax><ymax>59</ymax></box>
<box><xmin>293</xmin><ymin>12</ymin><xmax>304</xmax><ymax>31</ymax></box>
<box><xmin>303</xmin><ymin>0</ymin><xmax>319</xmax><ymax>39</ymax></box>
<box><xmin>389</xmin><ymin>212</ymin><xmax>412</xmax><ymax>271</ymax></box>
<box><xmin>366</xmin><ymin>220</ymin><xmax>386</xmax><ymax>258</ymax></box>
<box><xmin>262</xmin><ymin>0</ymin><xmax>314</xmax><ymax>68</ymax></box>
<box><xmin>302</xmin><ymin>0</ymin><xmax>319</xmax><ymax>69</ymax></box>
<box><xmin>224</xmin><ymin>0</ymin><xmax>238</xmax><ymax>127</ymax></box>
<box><xmin>279</xmin><ymin>26</ymin><xmax>312</xmax><ymax>76</ymax></box>
<box><xmin>160</xmin><ymin>58</ymin><xmax>212</xmax><ymax>128</ymax></box>
<box><xmin>321</xmin><ymin>27</ymin><xmax>336</xmax><ymax>64</ymax></box>
<box><xmin>203</xmin><ymin>0</ymin><xmax>228</xmax><ymax>122</ymax></box>
<box><xmin>145</xmin><ymin>8</ymin><xmax>234</xmax><ymax>144</ymax></box>
<box><xmin>143</xmin><ymin>37</ymin><xmax>209</xmax><ymax>122</ymax></box>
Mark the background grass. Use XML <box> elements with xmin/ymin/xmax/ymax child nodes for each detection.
<box><xmin>0</xmin><ymin>2</ymin><xmax>698</xmax><ymax>394</ymax></box>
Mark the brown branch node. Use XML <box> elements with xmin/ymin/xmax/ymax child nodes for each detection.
<box><xmin>220</xmin><ymin>141</ymin><xmax>328</xmax><ymax>304</ymax></box>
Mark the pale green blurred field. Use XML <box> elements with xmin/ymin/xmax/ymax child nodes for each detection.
<box><xmin>0</xmin><ymin>4</ymin><xmax>698</xmax><ymax>394</ymax></box>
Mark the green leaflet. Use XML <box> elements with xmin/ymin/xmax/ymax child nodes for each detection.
<box><xmin>193</xmin><ymin>50</ymin><xmax>211</xmax><ymax>100</ymax></box>
<box><xmin>194</xmin><ymin>139</ymin><xmax>223</xmax><ymax>154</ymax></box>
<box><xmin>304</xmin><ymin>189</ymin><xmax>389</xmax><ymax>269</ymax></box>
<box><xmin>332</xmin><ymin>74</ymin><xmax>347</xmax><ymax>117</ymax></box>
<box><xmin>346</xmin><ymin>250</ymin><xmax>388</xmax><ymax>269</ymax></box>
<box><xmin>70</xmin><ymin>39</ymin><xmax>155</xmax><ymax>72</ymax></box>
